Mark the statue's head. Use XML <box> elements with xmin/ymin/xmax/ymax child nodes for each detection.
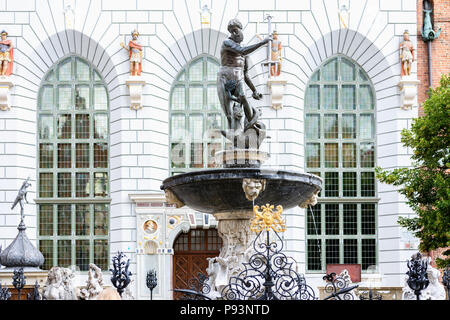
<box><xmin>273</xmin><ymin>31</ymin><xmax>278</xmax><ymax>40</ymax></box>
<box><xmin>403</xmin><ymin>30</ymin><xmax>410</xmax><ymax>41</ymax></box>
<box><xmin>131</xmin><ymin>29</ymin><xmax>139</xmax><ymax>40</ymax></box>
<box><xmin>227</xmin><ymin>19</ymin><xmax>243</xmax><ymax>43</ymax></box>
<box><xmin>1</xmin><ymin>31</ymin><xmax>7</xmax><ymax>40</ymax></box>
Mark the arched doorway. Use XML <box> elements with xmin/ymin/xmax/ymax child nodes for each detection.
<box><xmin>172</xmin><ymin>228</ymin><xmax>221</xmax><ymax>299</ymax></box>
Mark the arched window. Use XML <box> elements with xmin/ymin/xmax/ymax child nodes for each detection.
<box><xmin>37</xmin><ymin>56</ymin><xmax>109</xmax><ymax>271</ymax></box>
<box><xmin>169</xmin><ymin>56</ymin><xmax>225</xmax><ymax>175</ymax></box>
<box><xmin>304</xmin><ymin>56</ymin><xmax>377</xmax><ymax>272</ymax></box>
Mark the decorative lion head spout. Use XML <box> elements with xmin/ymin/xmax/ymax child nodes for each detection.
<box><xmin>242</xmin><ymin>178</ymin><xmax>266</xmax><ymax>202</ymax></box>
<box><xmin>299</xmin><ymin>189</ymin><xmax>320</xmax><ymax>208</ymax></box>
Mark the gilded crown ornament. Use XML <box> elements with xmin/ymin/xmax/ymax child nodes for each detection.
<box><xmin>250</xmin><ymin>203</ymin><xmax>286</xmax><ymax>233</ymax></box>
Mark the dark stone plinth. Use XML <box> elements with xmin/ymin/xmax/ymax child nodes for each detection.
<box><xmin>160</xmin><ymin>168</ymin><xmax>322</xmax><ymax>214</ymax></box>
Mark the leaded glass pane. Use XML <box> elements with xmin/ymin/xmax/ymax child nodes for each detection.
<box><xmin>190</xmin><ymin>142</ymin><xmax>203</xmax><ymax>168</ymax></box>
<box><xmin>57</xmin><ymin>240</ymin><xmax>72</xmax><ymax>267</ymax></box>
<box><xmin>39</xmin><ymin>204</ymin><xmax>53</xmax><ymax>236</ymax></box>
<box><xmin>177</xmin><ymin>71</ymin><xmax>185</xmax><ymax>81</ymax></box>
<box><xmin>76</xmin><ymin>59</ymin><xmax>90</xmax><ymax>81</ymax></box>
<box><xmin>323</xmin><ymin>85</ymin><xmax>338</xmax><ymax>110</ymax></box>
<box><xmin>45</xmin><ymin>70</ymin><xmax>55</xmax><ymax>82</ymax></box>
<box><xmin>39</xmin><ymin>240</ymin><xmax>53</xmax><ymax>271</ymax></box>
<box><xmin>344</xmin><ymin>239</ymin><xmax>358</xmax><ymax>264</ymax></box>
<box><xmin>307</xmin><ymin>239</ymin><xmax>322</xmax><ymax>270</ymax></box>
<box><xmin>207</xmin><ymin>85</ymin><xmax>220</xmax><ymax>110</ymax></box>
<box><xmin>57</xmin><ymin>114</ymin><xmax>71</xmax><ymax>139</ymax></box>
<box><xmin>76</xmin><ymin>240</ymin><xmax>90</xmax><ymax>271</ymax></box>
<box><xmin>342</xmin><ymin>143</ymin><xmax>356</xmax><ymax>168</ymax></box>
<box><xmin>341</xmin><ymin>58</ymin><xmax>355</xmax><ymax>81</ymax></box>
<box><xmin>76</xmin><ymin>143</ymin><xmax>90</xmax><ymax>168</ymax></box>
<box><xmin>190</xmin><ymin>114</ymin><xmax>203</xmax><ymax>141</ymax></box>
<box><xmin>359</xmin><ymin>85</ymin><xmax>373</xmax><ymax>110</ymax></box>
<box><xmin>310</xmin><ymin>70</ymin><xmax>320</xmax><ymax>82</ymax></box>
<box><xmin>57</xmin><ymin>143</ymin><xmax>71</xmax><ymax>168</ymax></box>
<box><xmin>94</xmin><ymin>70</ymin><xmax>102</xmax><ymax>81</ymax></box>
<box><xmin>75</xmin><ymin>86</ymin><xmax>89</xmax><ymax>110</ymax></box>
<box><xmin>306</xmin><ymin>143</ymin><xmax>320</xmax><ymax>168</ymax></box>
<box><xmin>360</xmin><ymin>114</ymin><xmax>374</xmax><ymax>139</ymax></box>
<box><xmin>207</xmin><ymin>113</ymin><xmax>222</xmax><ymax>133</ymax></box>
<box><xmin>39</xmin><ymin>173</ymin><xmax>53</xmax><ymax>197</ymax></box>
<box><xmin>39</xmin><ymin>143</ymin><xmax>54</xmax><ymax>168</ymax></box>
<box><xmin>322</xmin><ymin>59</ymin><xmax>337</xmax><ymax>81</ymax></box>
<box><xmin>207</xmin><ymin>142</ymin><xmax>221</xmax><ymax>167</ymax></box>
<box><xmin>75</xmin><ymin>114</ymin><xmax>90</xmax><ymax>139</ymax></box>
<box><xmin>171</xmin><ymin>86</ymin><xmax>185</xmax><ymax>111</ymax></box>
<box><xmin>189</xmin><ymin>86</ymin><xmax>203</xmax><ymax>110</ymax></box>
<box><xmin>343</xmin><ymin>172</ymin><xmax>357</xmax><ymax>197</ymax></box>
<box><xmin>324</xmin><ymin>114</ymin><xmax>338</xmax><ymax>139</ymax></box>
<box><xmin>358</xmin><ymin>69</ymin><xmax>368</xmax><ymax>81</ymax></box>
<box><xmin>94</xmin><ymin>204</ymin><xmax>109</xmax><ymax>236</ymax></box>
<box><xmin>325</xmin><ymin>172</ymin><xmax>339</xmax><ymax>197</ymax></box>
<box><xmin>342</xmin><ymin>114</ymin><xmax>356</xmax><ymax>139</ymax></box>
<box><xmin>94</xmin><ymin>143</ymin><xmax>108</xmax><ymax>168</ymax></box>
<box><xmin>207</xmin><ymin>59</ymin><xmax>219</xmax><ymax>81</ymax></box>
<box><xmin>58</xmin><ymin>59</ymin><xmax>72</xmax><ymax>81</ymax></box>
<box><xmin>361</xmin><ymin>172</ymin><xmax>375</xmax><ymax>197</ymax></box>
<box><xmin>362</xmin><ymin>239</ymin><xmax>376</xmax><ymax>270</ymax></box>
<box><xmin>360</xmin><ymin>142</ymin><xmax>375</xmax><ymax>167</ymax></box>
<box><xmin>307</xmin><ymin>204</ymin><xmax>321</xmax><ymax>235</ymax></box>
<box><xmin>305</xmin><ymin>85</ymin><xmax>320</xmax><ymax>110</ymax></box>
<box><xmin>58</xmin><ymin>86</ymin><xmax>72</xmax><ymax>110</ymax></box>
<box><xmin>306</xmin><ymin>114</ymin><xmax>320</xmax><ymax>139</ymax></box>
<box><xmin>342</xmin><ymin>85</ymin><xmax>356</xmax><ymax>110</ymax></box>
<box><xmin>76</xmin><ymin>204</ymin><xmax>90</xmax><ymax>236</ymax></box>
<box><xmin>343</xmin><ymin>204</ymin><xmax>357</xmax><ymax>235</ymax></box>
<box><xmin>94</xmin><ymin>239</ymin><xmax>108</xmax><ymax>270</ymax></box>
<box><xmin>189</xmin><ymin>59</ymin><xmax>203</xmax><ymax>81</ymax></box>
<box><xmin>94</xmin><ymin>172</ymin><xmax>108</xmax><ymax>197</ymax></box>
<box><xmin>39</xmin><ymin>115</ymin><xmax>54</xmax><ymax>139</ymax></box>
<box><xmin>94</xmin><ymin>86</ymin><xmax>108</xmax><ymax>110</ymax></box>
<box><xmin>76</xmin><ymin>172</ymin><xmax>90</xmax><ymax>197</ymax></box>
<box><xmin>326</xmin><ymin>239</ymin><xmax>340</xmax><ymax>264</ymax></box>
<box><xmin>40</xmin><ymin>86</ymin><xmax>54</xmax><ymax>110</ymax></box>
<box><xmin>57</xmin><ymin>205</ymin><xmax>71</xmax><ymax>236</ymax></box>
<box><xmin>171</xmin><ymin>142</ymin><xmax>185</xmax><ymax>168</ymax></box>
<box><xmin>171</xmin><ymin>114</ymin><xmax>186</xmax><ymax>141</ymax></box>
<box><xmin>361</xmin><ymin>203</ymin><xmax>376</xmax><ymax>235</ymax></box>
<box><xmin>94</xmin><ymin>114</ymin><xmax>108</xmax><ymax>139</ymax></box>
<box><xmin>58</xmin><ymin>173</ymin><xmax>71</xmax><ymax>197</ymax></box>
<box><xmin>324</xmin><ymin>143</ymin><xmax>338</xmax><ymax>168</ymax></box>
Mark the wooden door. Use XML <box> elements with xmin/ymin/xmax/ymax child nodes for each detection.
<box><xmin>172</xmin><ymin>229</ymin><xmax>221</xmax><ymax>299</ymax></box>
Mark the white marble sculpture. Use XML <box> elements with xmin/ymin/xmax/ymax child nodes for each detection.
<box><xmin>339</xmin><ymin>269</ymin><xmax>357</xmax><ymax>300</ymax></box>
<box><xmin>42</xmin><ymin>266</ymin><xmax>77</xmax><ymax>300</ymax></box>
<box><xmin>78</xmin><ymin>263</ymin><xmax>104</xmax><ymax>300</ymax></box>
<box><xmin>422</xmin><ymin>260</ymin><xmax>446</xmax><ymax>300</ymax></box>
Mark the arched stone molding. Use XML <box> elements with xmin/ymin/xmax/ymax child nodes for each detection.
<box><xmin>166</xmin><ymin>219</ymin><xmax>191</xmax><ymax>250</ymax></box>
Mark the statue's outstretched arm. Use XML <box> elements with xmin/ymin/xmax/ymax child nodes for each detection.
<box><xmin>223</xmin><ymin>39</ymin><xmax>268</xmax><ymax>56</ymax></box>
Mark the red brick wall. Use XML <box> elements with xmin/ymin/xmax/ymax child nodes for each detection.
<box><xmin>417</xmin><ymin>0</ymin><xmax>450</xmax><ymax>116</ymax></box>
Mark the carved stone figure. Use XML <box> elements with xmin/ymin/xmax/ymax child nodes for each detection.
<box><xmin>121</xmin><ymin>29</ymin><xmax>143</xmax><ymax>76</ymax></box>
<box><xmin>78</xmin><ymin>263</ymin><xmax>104</xmax><ymax>300</ymax></box>
<box><xmin>11</xmin><ymin>177</ymin><xmax>31</xmax><ymax>224</ymax></box>
<box><xmin>399</xmin><ymin>30</ymin><xmax>415</xmax><ymax>76</ymax></box>
<box><xmin>42</xmin><ymin>267</ymin><xmax>77</xmax><ymax>300</ymax></box>
<box><xmin>164</xmin><ymin>189</ymin><xmax>185</xmax><ymax>208</ymax></box>
<box><xmin>242</xmin><ymin>178</ymin><xmax>266</xmax><ymax>202</ymax></box>
<box><xmin>299</xmin><ymin>189</ymin><xmax>320</xmax><ymax>208</ymax></box>
<box><xmin>217</xmin><ymin>19</ymin><xmax>270</xmax><ymax>149</ymax></box>
<box><xmin>421</xmin><ymin>260</ymin><xmax>446</xmax><ymax>300</ymax></box>
<box><xmin>0</xmin><ymin>31</ymin><xmax>13</xmax><ymax>77</ymax></box>
<box><xmin>269</xmin><ymin>31</ymin><xmax>282</xmax><ymax>77</ymax></box>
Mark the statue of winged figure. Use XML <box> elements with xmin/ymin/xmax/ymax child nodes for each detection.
<box><xmin>11</xmin><ymin>177</ymin><xmax>31</xmax><ymax>223</ymax></box>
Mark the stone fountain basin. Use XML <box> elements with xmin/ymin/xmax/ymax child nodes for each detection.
<box><xmin>160</xmin><ymin>168</ymin><xmax>322</xmax><ymax>214</ymax></box>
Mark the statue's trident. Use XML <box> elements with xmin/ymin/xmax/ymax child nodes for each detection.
<box><xmin>11</xmin><ymin>177</ymin><xmax>31</xmax><ymax>227</ymax></box>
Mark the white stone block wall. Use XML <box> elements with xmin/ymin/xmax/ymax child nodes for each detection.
<box><xmin>0</xmin><ymin>0</ymin><xmax>420</xmax><ymax>295</ymax></box>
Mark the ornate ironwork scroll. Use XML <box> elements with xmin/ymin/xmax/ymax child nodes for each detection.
<box><xmin>173</xmin><ymin>273</ymin><xmax>212</xmax><ymax>300</ymax></box>
<box><xmin>110</xmin><ymin>251</ymin><xmax>132</xmax><ymax>297</ymax></box>
<box><xmin>0</xmin><ymin>283</ymin><xmax>11</xmax><ymax>300</ymax></box>
<box><xmin>221</xmin><ymin>205</ymin><xmax>316</xmax><ymax>300</ymax></box>
<box><xmin>27</xmin><ymin>281</ymin><xmax>42</xmax><ymax>300</ymax></box>
<box><xmin>406</xmin><ymin>253</ymin><xmax>429</xmax><ymax>300</ymax></box>
<box><xmin>146</xmin><ymin>269</ymin><xmax>157</xmax><ymax>300</ymax></box>
<box><xmin>12</xmin><ymin>267</ymin><xmax>26</xmax><ymax>300</ymax></box>
<box><xmin>322</xmin><ymin>272</ymin><xmax>359</xmax><ymax>300</ymax></box>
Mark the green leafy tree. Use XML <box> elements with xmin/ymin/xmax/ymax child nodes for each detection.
<box><xmin>376</xmin><ymin>74</ymin><xmax>450</xmax><ymax>268</ymax></box>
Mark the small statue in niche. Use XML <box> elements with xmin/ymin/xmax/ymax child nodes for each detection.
<box><xmin>121</xmin><ymin>29</ymin><xmax>143</xmax><ymax>76</ymax></box>
<box><xmin>399</xmin><ymin>30</ymin><xmax>415</xmax><ymax>77</ymax></box>
<box><xmin>0</xmin><ymin>30</ymin><xmax>13</xmax><ymax>77</ymax></box>
<box><xmin>269</xmin><ymin>31</ymin><xmax>282</xmax><ymax>78</ymax></box>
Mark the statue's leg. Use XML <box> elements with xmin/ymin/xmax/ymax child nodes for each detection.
<box><xmin>217</xmin><ymin>76</ymin><xmax>233</xmax><ymax>130</ymax></box>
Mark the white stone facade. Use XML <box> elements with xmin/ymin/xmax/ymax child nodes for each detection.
<box><xmin>0</xmin><ymin>0</ymin><xmax>420</xmax><ymax>299</ymax></box>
